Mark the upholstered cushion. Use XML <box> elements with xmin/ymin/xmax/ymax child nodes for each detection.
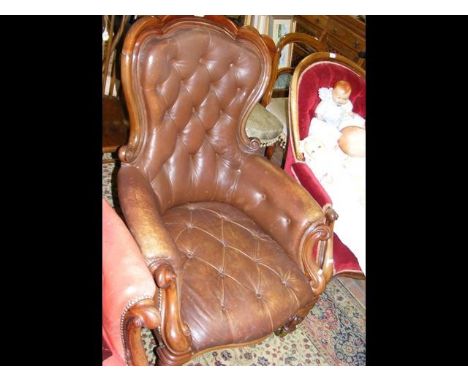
<box><xmin>266</xmin><ymin>97</ymin><xmax>289</xmax><ymax>134</ymax></box>
<box><xmin>102</xmin><ymin>335</ymin><xmax>113</xmax><ymax>362</ymax></box>
<box><xmin>102</xmin><ymin>199</ymin><xmax>156</xmax><ymax>365</ymax></box>
<box><xmin>132</xmin><ymin>27</ymin><xmax>267</xmax><ymax>184</ymax></box>
<box><xmin>245</xmin><ymin>103</ymin><xmax>284</xmax><ymax>145</ymax></box>
<box><xmin>332</xmin><ymin>234</ymin><xmax>365</xmax><ymax>276</ymax></box>
<box><xmin>162</xmin><ymin>201</ymin><xmax>315</xmax><ymax>352</ymax></box>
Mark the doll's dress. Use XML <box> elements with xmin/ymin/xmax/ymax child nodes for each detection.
<box><xmin>299</xmin><ymin>108</ymin><xmax>366</xmax><ymax>273</ymax></box>
<box><xmin>314</xmin><ymin>87</ymin><xmax>353</xmax><ymax>130</ymax></box>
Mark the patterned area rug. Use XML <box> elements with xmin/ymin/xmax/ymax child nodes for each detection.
<box><xmin>103</xmin><ymin>160</ymin><xmax>366</xmax><ymax>365</ymax></box>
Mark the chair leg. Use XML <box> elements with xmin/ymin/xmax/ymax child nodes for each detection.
<box><xmin>123</xmin><ymin>299</ymin><xmax>161</xmax><ymax>366</ymax></box>
<box><xmin>152</xmin><ymin>262</ymin><xmax>193</xmax><ymax>366</ymax></box>
<box><xmin>274</xmin><ymin>301</ymin><xmax>316</xmax><ymax>337</ymax></box>
<box><xmin>265</xmin><ymin>144</ymin><xmax>275</xmax><ymax>160</ymax></box>
<box><xmin>156</xmin><ymin>344</ymin><xmax>192</xmax><ymax>366</ymax></box>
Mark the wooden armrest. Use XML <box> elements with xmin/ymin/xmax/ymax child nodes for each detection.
<box><xmin>122</xmin><ymin>262</ymin><xmax>194</xmax><ymax>366</ymax></box>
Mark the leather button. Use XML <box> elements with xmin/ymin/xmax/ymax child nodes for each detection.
<box><xmin>285</xmin><ymin>217</ymin><xmax>291</xmax><ymax>224</ymax></box>
<box><xmin>256</xmin><ymin>293</ymin><xmax>262</xmax><ymax>299</ymax></box>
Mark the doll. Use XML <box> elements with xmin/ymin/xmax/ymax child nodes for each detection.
<box><xmin>338</xmin><ymin>126</ymin><xmax>365</xmax><ymax>158</ymax></box>
<box><xmin>315</xmin><ymin>80</ymin><xmax>353</xmax><ymax>129</ymax></box>
<box><xmin>298</xmin><ymin>82</ymin><xmax>366</xmax><ymax>273</ymax></box>
<box><xmin>300</xmin><ymin>80</ymin><xmax>365</xmax><ymax>173</ymax></box>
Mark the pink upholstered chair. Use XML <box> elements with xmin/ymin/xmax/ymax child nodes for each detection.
<box><xmin>102</xmin><ymin>198</ymin><xmax>159</xmax><ymax>366</ymax></box>
<box><xmin>284</xmin><ymin>52</ymin><xmax>366</xmax><ymax>279</ymax></box>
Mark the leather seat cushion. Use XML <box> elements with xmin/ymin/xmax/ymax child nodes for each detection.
<box><xmin>162</xmin><ymin>201</ymin><xmax>315</xmax><ymax>352</ymax></box>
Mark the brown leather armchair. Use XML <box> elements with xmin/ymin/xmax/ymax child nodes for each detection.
<box><xmin>117</xmin><ymin>16</ymin><xmax>335</xmax><ymax>366</ymax></box>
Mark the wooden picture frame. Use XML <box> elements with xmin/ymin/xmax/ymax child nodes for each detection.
<box><xmin>269</xmin><ymin>16</ymin><xmax>294</xmax><ymax>68</ymax></box>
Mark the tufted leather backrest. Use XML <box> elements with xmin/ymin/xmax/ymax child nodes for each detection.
<box><xmin>120</xmin><ymin>17</ymin><xmax>271</xmax><ymax>214</ymax></box>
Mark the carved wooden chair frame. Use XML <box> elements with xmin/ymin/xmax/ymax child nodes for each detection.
<box><xmin>115</xmin><ymin>16</ymin><xmax>335</xmax><ymax>366</ymax></box>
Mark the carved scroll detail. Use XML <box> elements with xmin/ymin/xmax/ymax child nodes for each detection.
<box><xmin>325</xmin><ymin>206</ymin><xmax>338</xmax><ymax>225</ymax></box>
<box><xmin>248</xmin><ymin>137</ymin><xmax>261</xmax><ymax>152</ymax></box>
<box><xmin>123</xmin><ymin>298</ymin><xmax>161</xmax><ymax>366</ymax></box>
<box><xmin>118</xmin><ymin>144</ymin><xmax>132</xmax><ymax>163</ymax></box>
<box><xmin>300</xmin><ymin>222</ymin><xmax>332</xmax><ymax>296</ymax></box>
<box><xmin>151</xmin><ymin>262</ymin><xmax>193</xmax><ymax>366</ymax></box>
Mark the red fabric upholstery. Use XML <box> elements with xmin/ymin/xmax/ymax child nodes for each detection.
<box><xmin>289</xmin><ymin>161</ymin><xmax>362</xmax><ymax>274</ymax></box>
<box><xmin>290</xmin><ymin>162</ymin><xmax>332</xmax><ymax>207</ymax></box>
<box><xmin>298</xmin><ymin>61</ymin><xmax>366</xmax><ymax>140</ymax></box>
<box><xmin>332</xmin><ymin>234</ymin><xmax>364</xmax><ymax>275</ymax></box>
<box><xmin>284</xmin><ymin>59</ymin><xmax>365</xmax><ymax>277</ymax></box>
<box><xmin>102</xmin><ymin>335</ymin><xmax>113</xmax><ymax>362</ymax></box>
<box><xmin>102</xmin><ymin>334</ymin><xmax>124</xmax><ymax>366</ymax></box>
<box><xmin>102</xmin><ymin>199</ymin><xmax>156</xmax><ymax>366</ymax></box>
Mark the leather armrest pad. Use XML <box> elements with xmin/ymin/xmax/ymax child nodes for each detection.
<box><xmin>117</xmin><ymin>165</ymin><xmax>182</xmax><ymax>268</ymax></box>
<box><xmin>233</xmin><ymin>156</ymin><xmax>325</xmax><ymax>265</ymax></box>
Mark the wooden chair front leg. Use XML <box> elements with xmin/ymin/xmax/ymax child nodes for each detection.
<box><xmin>265</xmin><ymin>144</ymin><xmax>276</xmax><ymax>160</ymax></box>
<box><xmin>152</xmin><ymin>262</ymin><xmax>193</xmax><ymax>366</ymax></box>
<box><xmin>274</xmin><ymin>302</ymin><xmax>316</xmax><ymax>337</ymax></box>
<box><xmin>322</xmin><ymin>206</ymin><xmax>338</xmax><ymax>282</ymax></box>
<box><xmin>123</xmin><ymin>299</ymin><xmax>161</xmax><ymax>366</ymax></box>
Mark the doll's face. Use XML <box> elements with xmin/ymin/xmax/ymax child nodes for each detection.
<box><xmin>332</xmin><ymin>86</ymin><xmax>351</xmax><ymax>106</ymax></box>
